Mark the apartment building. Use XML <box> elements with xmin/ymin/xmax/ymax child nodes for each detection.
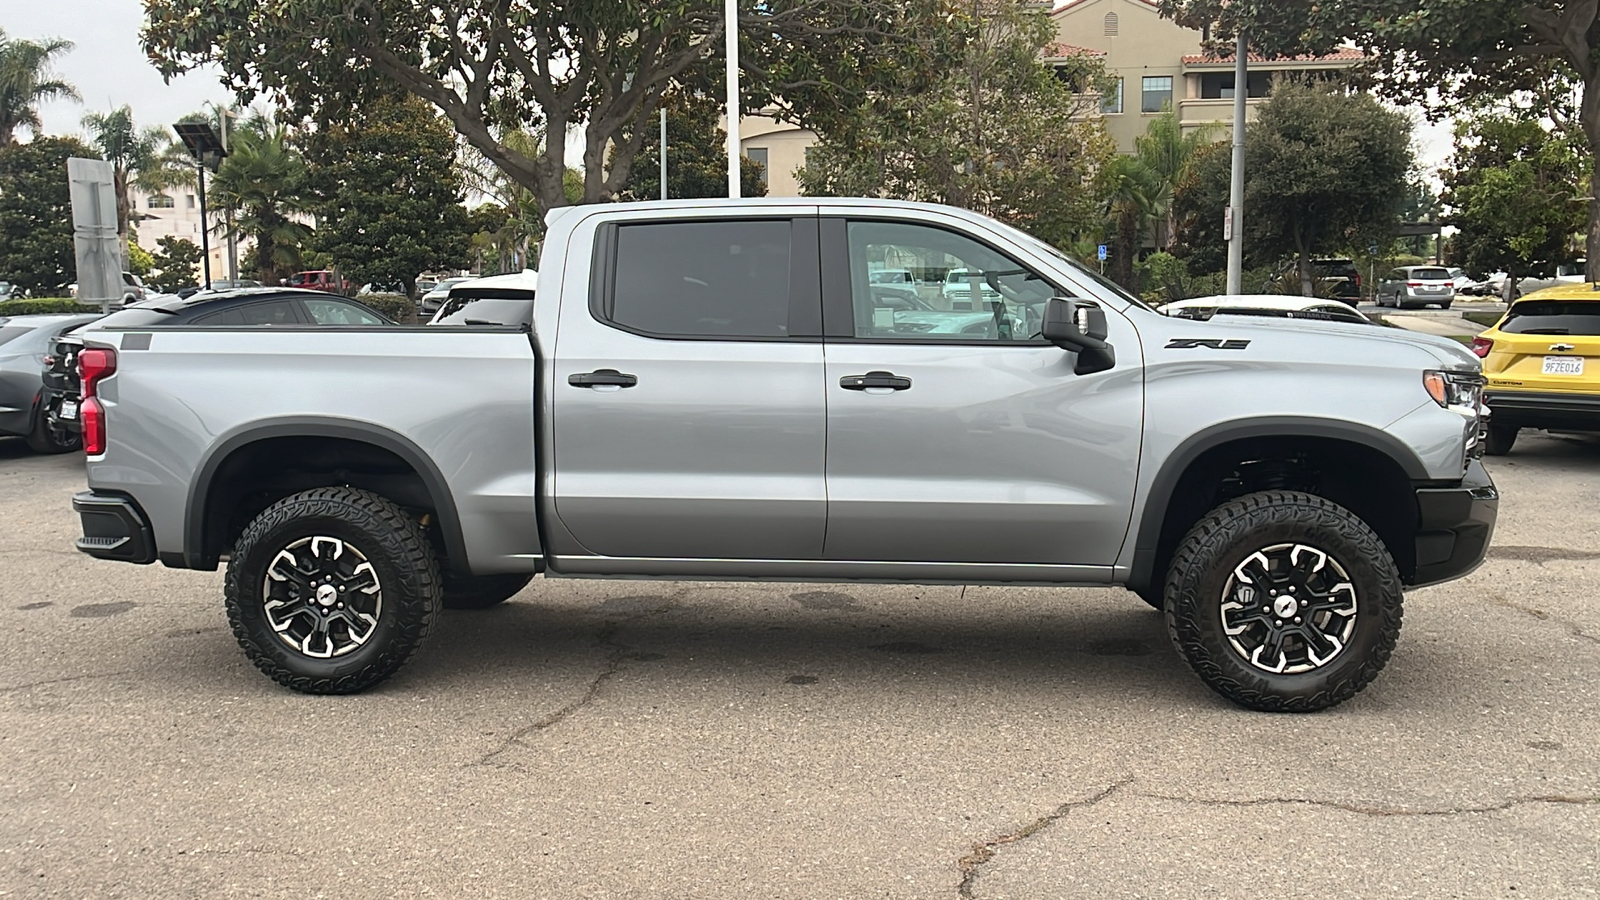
<box><xmin>1048</xmin><ymin>0</ymin><xmax>1362</xmax><ymax>152</ymax></box>
<box><xmin>128</xmin><ymin>186</ymin><xmax>234</xmax><ymax>281</ymax></box>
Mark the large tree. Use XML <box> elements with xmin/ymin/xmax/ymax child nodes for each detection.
<box><xmin>0</xmin><ymin>136</ymin><xmax>100</xmax><ymax>294</ymax></box>
<box><xmin>798</xmin><ymin>0</ymin><xmax>1114</xmax><ymax>251</ymax></box>
<box><xmin>303</xmin><ymin>95</ymin><xmax>473</xmax><ymax>297</ymax></box>
<box><xmin>615</xmin><ymin>90</ymin><xmax>766</xmax><ymax>201</ymax></box>
<box><xmin>0</xmin><ymin>30</ymin><xmax>79</xmax><ymax>145</ymax></box>
<box><xmin>208</xmin><ymin>117</ymin><xmax>313</xmax><ymax>284</ymax></box>
<box><xmin>1442</xmin><ymin>112</ymin><xmax>1587</xmax><ymax>288</ymax></box>
<box><xmin>148</xmin><ymin>235</ymin><xmax>203</xmax><ymax>293</ymax></box>
<box><xmin>142</xmin><ymin>0</ymin><xmax>957</xmax><ymax>212</ymax></box>
<box><xmin>1172</xmin><ymin>81</ymin><xmax>1413</xmax><ymax>294</ymax></box>
<box><xmin>1158</xmin><ymin>0</ymin><xmax>1600</xmax><ymax>281</ymax></box>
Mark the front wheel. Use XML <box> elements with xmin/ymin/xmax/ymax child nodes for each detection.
<box><xmin>1164</xmin><ymin>491</ymin><xmax>1403</xmax><ymax>712</ymax></box>
<box><xmin>1484</xmin><ymin>425</ymin><xmax>1518</xmax><ymax>456</ymax></box>
<box><xmin>224</xmin><ymin>487</ymin><xmax>441</xmax><ymax>694</ymax></box>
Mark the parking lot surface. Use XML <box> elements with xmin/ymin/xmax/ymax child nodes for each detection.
<box><xmin>1</xmin><ymin>434</ymin><xmax>1596</xmax><ymax>898</ymax></box>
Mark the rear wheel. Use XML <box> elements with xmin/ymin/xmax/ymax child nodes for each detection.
<box><xmin>1164</xmin><ymin>491</ymin><xmax>1403</xmax><ymax>712</ymax></box>
<box><xmin>442</xmin><ymin>572</ymin><xmax>533</xmax><ymax>609</ymax></box>
<box><xmin>225</xmin><ymin>487</ymin><xmax>441</xmax><ymax>694</ymax></box>
<box><xmin>24</xmin><ymin>404</ymin><xmax>78</xmax><ymax>454</ymax></box>
<box><xmin>1484</xmin><ymin>425</ymin><xmax>1518</xmax><ymax>456</ymax></box>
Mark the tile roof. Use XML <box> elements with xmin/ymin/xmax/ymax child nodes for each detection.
<box><xmin>1182</xmin><ymin>48</ymin><xmax>1365</xmax><ymax>64</ymax></box>
<box><xmin>1042</xmin><ymin>42</ymin><xmax>1107</xmax><ymax>58</ymax></box>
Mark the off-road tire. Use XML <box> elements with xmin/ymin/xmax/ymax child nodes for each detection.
<box><xmin>1484</xmin><ymin>425</ymin><xmax>1518</xmax><ymax>456</ymax></box>
<box><xmin>225</xmin><ymin>487</ymin><xmax>441</xmax><ymax>694</ymax></box>
<box><xmin>442</xmin><ymin>572</ymin><xmax>533</xmax><ymax>609</ymax></box>
<box><xmin>1164</xmin><ymin>491</ymin><xmax>1403</xmax><ymax>712</ymax></box>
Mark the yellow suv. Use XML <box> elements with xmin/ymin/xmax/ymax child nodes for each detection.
<box><xmin>1472</xmin><ymin>282</ymin><xmax>1600</xmax><ymax>454</ymax></box>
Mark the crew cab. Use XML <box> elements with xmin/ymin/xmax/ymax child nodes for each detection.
<box><xmin>69</xmin><ymin>199</ymin><xmax>1497</xmax><ymax>712</ymax></box>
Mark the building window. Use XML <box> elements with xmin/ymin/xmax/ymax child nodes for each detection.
<box><xmin>1101</xmin><ymin>77</ymin><xmax>1124</xmax><ymax>114</ymax></box>
<box><xmin>1200</xmin><ymin>71</ymin><xmax>1272</xmax><ymax>99</ymax></box>
<box><xmin>1104</xmin><ymin>12</ymin><xmax>1119</xmax><ymax>36</ymax></box>
<box><xmin>186</xmin><ymin>194</ymin><xmax>196</xmax><ymax>209</ymax></box>
<box><xmin>148</xmin><ymin>194</ymin><xmax>175</xmax><ymax>209</ymax></box>
<box><xmin>1141</xmin><ymin>76</ymin><xmax>1173</xmax><ymax>113</ymax></box>
<box><xmin>745</xmin><ymin>146</ymin><xmax>770</xmax><ymax>188</ymax></box>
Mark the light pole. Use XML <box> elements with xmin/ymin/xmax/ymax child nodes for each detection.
<box><xmin>1225</xmin><ymin>28</ymin><xmax>1247</xmax><ymax>295</ymax></box>
<box><xmin>724</xmin><ymin>0</ymin><xmax>741</xmax><ymax>199</ymax></box>
<box><xmin>174</xmin><ymin>122</ymin><xmax>228</xmax><ymax>289</ymax></box>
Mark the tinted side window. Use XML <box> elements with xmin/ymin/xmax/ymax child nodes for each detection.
<box><xmin>194</xmin><ymin>300</ymin><xmax>302</xmax><ymax>325</ymax></box>
<box><xmin>303</xmin><ymin>298</ymin><xmax>387</xmax><ymax>325</ymax></box>
<box><xmin>609</xmin><ymin>220</ymin><xmax>792</xmax><ymax>338</ymax></box>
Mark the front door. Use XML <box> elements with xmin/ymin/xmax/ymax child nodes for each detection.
<box><xmin>551</xmin><ymin>215</ymin><xmax>827</xmax><ymax>560</ymax></box>
<box><xmin>819</xmin><ymin>217</ymin><xmax>1144</xmax><ymax>567</ymax></box>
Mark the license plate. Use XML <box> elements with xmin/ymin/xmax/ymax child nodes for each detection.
<box><xmin>1543</xmin><ymin>355</ymin><xmax>1584</xmax><ymax>375</ymax></box>
<box><xmin>58</xmin><ymin>400</ymin><xmax>78</xmax><ymax>420</ymax></box>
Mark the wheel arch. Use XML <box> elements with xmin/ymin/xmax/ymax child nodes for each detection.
<box><xmin>182</xmin><ymin>418</ymin><xmax>469</xmax><ymax>575</ymax></box>
<box><xmin>1128</xmin><ymin>417</ymin><xmax>1428</xmax><ymax>597</ymax></box>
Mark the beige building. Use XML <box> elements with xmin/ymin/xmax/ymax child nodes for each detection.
<box><xmin>1047</xmin><ymin>0</ymin><xmax>1362</xmax><ymax>152</ymax></box>
<box><xmin>737</xmin><ymin>113</ymin><xmax>815</xmax><ymax>198</ymax></box>
<box><xmin>129</xmin><ymin>186</ymin><xmax>235</xmax><ymax>282</ymax></box>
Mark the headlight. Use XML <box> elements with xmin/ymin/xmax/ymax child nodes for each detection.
<box><xmin>1423</xmin><ymin>369</ymin><xmax>1485</xmax><ymax>414</ymax></box>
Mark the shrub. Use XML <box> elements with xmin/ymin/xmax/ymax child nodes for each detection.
<box><xmin>356</xmin><ymin>292</ymin><xmax>417</xmax><ymax>324</ymax></box>
<box><xmin>0</xmin><ymin>298</ymin><xmax>87</xmax><ymax>315</ymax></box>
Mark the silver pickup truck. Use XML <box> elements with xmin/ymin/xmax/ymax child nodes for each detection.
<box><xmin>70</xmin><ymin>199</ymin><xmax>1497</xmax><ymax>711</ymax></box>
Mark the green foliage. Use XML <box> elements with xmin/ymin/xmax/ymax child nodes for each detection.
<box><xmin>1136</xmin><ymin>252</ymin><xmax>1275</xmax><ymax>303</ymax></box>
<box><xmin>354</xmin><ymin>292</ymin><xmax>415</xmax><ymax>324</ymax></box>
<box><xmin>149</xmin><ymin>236</ymin><xmax>202</xmax><ymax>293</ymax></box>
<box><xmin>209</xmin><ymin>117</ymin><xmax>313</xmax><ymax>284</ymax></box>
<box><xmin>303</xmin><ymin>95</ymin><xmax>472</xmax><ymax>297</ymax></box>
<box><xmin>127</xmin><ymin>242</ymin><xmax>154</xmax><ymax>277</ymax></box>
<box><xmin>80</xmin><ymin>106</ymin><xmax>191</xmax><ymax>247</ymax></box>
<box><xmin>1442</xmin><ymin>113</ymin><xmax>1586</xmax><ymax>282</ymax></box>
<box><xmin>0</xmin><ymin>29</ymin><xmax>79</xmax><ymax>145</ymax></box>
<box><xmin>0</xmin><ymin>136</ymin><xmax>100</xmax><ymax>294</ymax></box>
<box><xmin>615</xmin><ymin>90</ymin><xmax>767</xmax><ymax>201</ymax></box>
<box><xmin>0</xmin><ymin>298</ymin><xmax>83</xmax><ymax>314</ymax></box>
<box><xmin>799</xmin><ymin>0</ymin><xmax>1114</xmax><ymax>251</ymax></box>
<box><xmin>1173</xmin><ymin>82</ymin><xmax>1413</xmax><ymax>294</ymax></box>
<box><xmin>142</xmin><ymin>0</ymin><xmax>956</xmax><ymax>212</ymax></box>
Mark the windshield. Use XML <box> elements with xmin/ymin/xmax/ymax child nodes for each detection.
<box><xmin>1412</xmin><ymin>267</ymin><xmax>1450</xmax><ymax>280</ymax></box>
<box><xmin>1502</xmin><ymin>301</ymin><xmax>1600</xmax><ymax>335</ymax></box>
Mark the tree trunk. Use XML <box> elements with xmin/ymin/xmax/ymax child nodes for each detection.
<box><xmin>1298</xmin><ymin>253</ymin><xmax>1314</xmax><ymax>297</ymax></box>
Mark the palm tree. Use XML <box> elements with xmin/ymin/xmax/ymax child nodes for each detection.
<box><xmin>207</xmin><ymin>118</ymin><xmax>313</xmax><ymax>283</ymax></box>
<box><xmin>1102</xmin><ymin>153</ymin><xmax>1159</xmax><ymax>290</ymax></box>
<box><xmin>1133</xmin><ymin>108</ymin><xmax>1216</xmax><ymax>251</ymax></box>
<box><xmin>81</xmin><ymin>106</ymin><xmax>190</xmax><ymax>262</ymax></box>
<box><xmin>0</xmin><ymin>29</ymin><xmax>79</xmax><ymax>145</ymax></box>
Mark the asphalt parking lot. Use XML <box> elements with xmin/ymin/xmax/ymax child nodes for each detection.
<box><xmin>1</xmin><ymin>434</ymin><xmax>1596</xmax><ymax>899</ymax></box>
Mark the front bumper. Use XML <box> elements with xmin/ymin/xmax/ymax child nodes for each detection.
<box><xmin>73</xmin><ymin>491</ymin><xmax>156</xmax><ymax>564</ymax></box>
<box><xmin>1409</xmin><ymin>459</ymin><xmax>1497</xmax><ymax>588</ymax></box>
<box><xmin>1485</xmin><ymin>390</ymin><xmax>1600</xmax><ymax>432</ymax></box>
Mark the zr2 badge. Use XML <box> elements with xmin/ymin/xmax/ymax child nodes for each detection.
<box><xmin>1166</xmin><ymin>338</ymin><xmax>1251</xmax><ymax>350</ymax></box>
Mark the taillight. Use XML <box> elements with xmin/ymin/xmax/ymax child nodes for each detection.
<box><xmin>1470</xmin><ymin>337</ymin><xmax>1493</xmax><ymax>359</ymax></box>
<box><xmin>1407</xmin><ymin>282</ymin><xmax>1423</xmax><ymax>287</ymax></box>
<box><xmin>1353</xmin><ymin>274</ymin><xmax>1362</xmax><ymax>287</ymax></box>
<box><xmin>78</xmin><ymin>347</ymin><xmax>116</xmax><ymax>455</ymax></box>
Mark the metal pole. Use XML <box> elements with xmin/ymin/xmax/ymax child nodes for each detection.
<box><xmin>724</xmin><ymin>0</ymin><xmax>741</xmax><ymax>199</ymax></box>
<box><xmin>198</xmin><ymin>162</ymin><xmax>212</xmax><ymax>288</ymax></box>
<box><xmin>660</xmin><ymin>108</ymin><xmax>668</xmax><ymax>201</ymax></box>
<box><xmin>1225</xmin><ymin>28</ymin><xmax>1247</xmax><ymax>295</ymax></box>
<box><xmin>221</xmin><ymin>108</ymin><xmax>237</xmax><ymax>283</ymax></box>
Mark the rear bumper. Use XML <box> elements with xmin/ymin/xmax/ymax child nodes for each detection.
<box><xmin>73</xmin><ymin>491</ymin><xmax>156</xmax><ymax>564</ymax></box>
<box><xmin>1409</xmin><ymin>459</ymin><xmax>1498</xmax><ymax>588</ymax></box>
<box><xmin>1485</xmin><ymin>390</ymin><xmax>1600</xmax><ymax>431</ymax></box>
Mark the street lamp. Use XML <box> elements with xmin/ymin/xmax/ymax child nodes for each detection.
<box><xmin>173</xmin><ymin>122</ymin><xmax>229</xmax><ymax>289</ymax></box>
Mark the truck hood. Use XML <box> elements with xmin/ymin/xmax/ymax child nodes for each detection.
<box><xmin>1149</xmin><ymin>313</ymin><xmax>1481</xmax><ymax>371</ymax></box>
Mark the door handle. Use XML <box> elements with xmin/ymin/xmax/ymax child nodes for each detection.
<box><xmin>569</xmin><ymin>369</ymin><xmax>638</xmax><ymax>388</ymax></box>
<box><xmin>840</xmin><ymin>371</ymin><xmax>912</xmax><ymax>391</ymax></box>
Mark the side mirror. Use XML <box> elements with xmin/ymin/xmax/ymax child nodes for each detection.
<box><xmin>1041</xmin><ymin>297</ymin><xmax>1116</xmax><ymax>375</ymax></box>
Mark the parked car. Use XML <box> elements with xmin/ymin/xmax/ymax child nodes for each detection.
<box><xmin>0</xmin><ymin>313</ymin><xmax>101</xmax><ymax>452</ymax></box>
<box><xmin>941</xmin><ymin>268</ymin><xmax>1004</xmax><ymax>307</ymax></box>
<box><xmin>1163</xmin><ymin>294</ymin><xmax>1374</xmax><ymax>324</ymax></box>
<box><xmin>175</xmin><ymin>279</ymin><xmax>264</xmax><ymax>299</ymax></box>
<box><xmin>1471</xmin><ymin>282</ymin><xmax>1600</xmax><ymax>455</ymax></box>
<box><xmin>0</xmin><ymin>281</ymin><xmax>13</xmax><ymax>301</ymax></box>
<box><xmin>418</xmin><ymin>276</ymin><xmax>477</xmax><ymax>318</ymax></box>
<box><xmin>69</xmin><ymin>197</ymin><xmax>1495</xmax><ymax>712</ymax></box>
<box><xmin>121</xmin><ymin>272</ymin><xmax>148</xmax><ymax>304</ymax></box>
<box><xmin>282</xmin><ymin>270</ymin><xmax>352</xmax><ymax>293</ymax></box>
<box><xmin>429</xmin><ymin>270</ymin><xmax>537</xmax><ymax>325</ymax></box>
<box><xmin>44</xmin><ymin>289</ymin><xmax>395</xmax><ymax>438</ymax></box>
<box><xmin>867</xmin><ymin>268</ymin><xmax>922</xmax><ymax>307</ymax></box>
<box><xmin>1375</xmin><ymin>266</ymin><xmax>1456</xmax><ymax>309</ymax></box>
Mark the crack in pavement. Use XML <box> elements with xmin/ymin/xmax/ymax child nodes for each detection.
<box><xmin>956</xmin><ymin>776</ymin><xmax>1134</xmax><ymax>899</ymax></box>
<box><xmin>1484</xmin><ymin>593</ymin><xmax>1600</xmax><ymax>647</ymax></box>
<box><xmin>0</xmin><ymin>669</ymin><xmax>141</xmax><ymax>694</ymax></box>
<box><xmin>1138</xmin><ymin>791</ymin><xmax>1600</xmax><ymax>818</ymax></box>
<box><xmin>472</xmin><ymin>594</ymin><xmax>679</xmax><ymax>767</ymax></box>
<box><xmin>1489</xmin><ymin>545</ymin><xmax>1600</xmax><ymax>565</ymax></box>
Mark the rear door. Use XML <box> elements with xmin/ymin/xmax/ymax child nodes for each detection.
<box><xmin>1487</xmin><ymin>300</ymin><xmax>1600</xmax><ymax>392</ymax></box>
<box><xmin>818</xmin><ymin>215</ymin><xmax>1144</xmax><ymax>568</ymax></box>
<box><xmin>551</xmin><ymin>214</ymin><xmax>827</xmax><ymax>560</ymax></box>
